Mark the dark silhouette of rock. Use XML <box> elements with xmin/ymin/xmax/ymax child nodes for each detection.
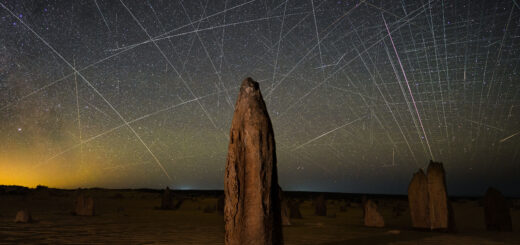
<box><xmin>203</xmin><ymin>205</ymin><xmax>216</xmax><ymax>213</ymax></box>
<box><xmin>224</xmin><ymin>77</ymin><xmax>283</xmax><ymax>245</ymax></box>
<box><xmin>314</xmin><ymin>194</ymin><xmax>327</xmax><ymax>216</ymax></box>
<box><xmin>74</xmin><ymin>194</ymin><xmax>94</xmax><ymax>216</ymax></box>
<box><xmin>364</xmin><ymin>200</ymin><xmax>385</xmax><ymax>227</ymax></box>
<box><xmin>427</xmin><ymin>160</ymin><xmax>452</xmax><ymax>231</ymax></box>
<box><xmin>484</xmin><ymin>187</ymin><xmax>512</xmax><ymax>232</ymax></box>
<box><xmin>14</xmin><ymin>209</ymin><xmax>32</xmax><ymax>223</ymax></box>
<box><xmin>408</xmin><ymin>169</ymin><xmax>430</xmax><ymax>229</ymax></box>
<box><xmin>278</xmin><ymin>186</ymin><xmax>291</xmax><ymax>226</ymax></box>
<box><xmin>217</xmin><ymin>195</ymin><xmax>225</xmax><ymax>215</ymax></box>
<box><xmin>161</xmin><ymin>187</ymin><xmax>173</xmax><ymax>209</ymax></box>
<box><xmin>447</xmin><ymin>200</ymin><xmax>457</xmax><ymax>233</ymax></box>
<box><xmin>392</xmin><ymin>203</ymin><xmax>406</xmax><ymax>217</ymax></box>
<box><xmin>288</xmin><ymin>199</ymin><xmax>302</xmax><ymax>219</ymax></box>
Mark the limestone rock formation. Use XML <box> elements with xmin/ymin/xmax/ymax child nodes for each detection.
<box><xmin>74</xmin><ymin>194</ymin><xmax>94</xmax><ymax>216</ymax></box>
<box><xmin>224</xmin><ymin>77</ymin><xmax>283</xmax><ymax>245</ymax></box>
<box><xmin>314</xmin><ymin>194</ymin><xmax>327</xmax><ymax>216</ymax></box>
<box><xmin>408</xmin><ymin>169</ymin><xmax>430</xmax><ymax>229</ymax></box>
<box><xmin>364</xmin><ymin>200</ymin><xmax>385</xmax><ymax>227</ymax></box>
<box><xmin>408</xmin><ymin>161</ymin><xmax>455</xmax><ymax>231</ymax></box>
<box><xmin>484</xmin><ymin>187</ymin><xmax>512</xmax><ymax>231</ymax></box>
<box><xmin>14</xmin><ymin>209</ymin><xmax>32</xmax><ymax>223</ymax></box>
<box><xmin>427</xmin><ymin>161</ymin><xmax>450</xmax><ymax>230</ymax></box>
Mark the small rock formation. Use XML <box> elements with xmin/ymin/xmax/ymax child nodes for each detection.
<box><xmin>408</xmin><ymin>169</ymin><xmax>430</xmax><ymax>229</ymax></box>
<box><xmin>427</xmin><ymin>161</ymin><xmax>450</xmax><ymax>230</ymax></box>
<box><xmin>74</xmin><ymin>194</ymin><xmax>94</xmax><ymax>216</ymax></box>
<box><xmin>483</xmin><ymin>187</ymin><xmax>512</xmax><ymax>232</ymax></box>
<box><xmin>161</xmin><ymin>187</ymin><xmax>173</xmax><ymax>209</ymax></box>
<box><xmin>314</xmin><ymin>194</ymin><xmax>327</xmax><ymax>216</ymax></box>
<box><xmin>224</xmin><ymin>77</ymin><xmax>283</xmax><ymax>245</ymax></box>
<box><xmin>278</xmin><ymin>186</ymin><xmax>291</xmax><ymax>226</ymax></box>
<box><xmin>288</xmin><ymin>199</ymin><xmax>302</xmax><ymax>219</ymax></box>
<box><xmin>14</xmin><ymin>209</ymin><xmax>32</xmax><ymax>223</ymax></box>
<box><xmin>364</xmin><ymin>200</ymin><xmax>385</xmax><ymax>227</ymax></box>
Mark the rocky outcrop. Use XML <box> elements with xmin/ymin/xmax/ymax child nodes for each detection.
<box><xmin>224</xmin><ymin>77</ymin><xmax>283</xmax><ymax>245</ymax></box>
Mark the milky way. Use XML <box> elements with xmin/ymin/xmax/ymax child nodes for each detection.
<box><xmin>1</xmin><ymin>0</ymin><xmax>519</xmax><ymax>196</ymax></box>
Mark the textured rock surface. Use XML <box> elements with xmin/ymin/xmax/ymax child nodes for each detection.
<box><xmin>364</xmin><ymin>200</ymin><xmax>385</xmax><ymax>227</ymax></box>
<box><xmin>74</xmin><ymin>194</ymin><xmax>94</xmax><ymax>216</ymax></box>
<box><xmin>314</xmin><ymin>195</ymin><xmax>327</xmax><ymax>216</ymax></box>
<box><xmin>484</xmin><ymin>187</ymin><xmax>512</xmax><ymax>231</ymax></box>
<box><xmin>408</xmin><ymin>169</ymin><xmax>430</xmax><ymax>229</ymax></box>
<box><xmin>427</xmin><ymin>161</ymin><xmax>450</xmax><ymax>230</ymax></box>
<box><xmin>14</xmin><ymin>209</ymin><xmax>32</xmax><ymax>223</ymax></box>
<box><xmin>224</xmin><ymin>77</ymin><xmax>283</xmax><ymax>245</ymax></box>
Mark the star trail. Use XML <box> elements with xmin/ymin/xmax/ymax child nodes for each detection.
<box><xmin>0</xmin><ymin>0</ymin><xmax>519</xmax><ymax>196</ymax></box>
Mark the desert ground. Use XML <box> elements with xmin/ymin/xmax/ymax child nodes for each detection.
<box><xmin>1</xmin><ymin>188</ymin><xmax>519</xmax><ymax>244</ymax></box>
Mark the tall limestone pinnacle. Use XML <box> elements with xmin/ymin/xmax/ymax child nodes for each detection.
<box><xmin>224</xmin><ymin>77</ymin><xmax>283</xmax><ymax>245</ymax></box>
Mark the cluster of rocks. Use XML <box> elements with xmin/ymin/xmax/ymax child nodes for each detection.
<box><xmin>408</xmin><ymin>161</ymin><xmax>455</xmax><ymax>231</ymax></box>
<box><xmin>12</xmin><ymin>192</ymin><xmax>95</xmax><ymax>223</ymax></box>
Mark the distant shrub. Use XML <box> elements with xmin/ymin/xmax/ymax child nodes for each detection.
<box><xmin>36</xmin><ymin>185</ymin><xmax>49</xmax><ymax>190</ymax></box>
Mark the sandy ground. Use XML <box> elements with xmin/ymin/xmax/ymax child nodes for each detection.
<box><xmin>1</xmin><ymin>190</ymin><xmax>519</xmax><ymax>244</ymax></box>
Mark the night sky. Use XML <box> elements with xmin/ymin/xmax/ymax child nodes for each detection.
<box><xmin>1</xmin><ymin>0</ymin><xmax>519</xmax><ymax>196</ymax></box>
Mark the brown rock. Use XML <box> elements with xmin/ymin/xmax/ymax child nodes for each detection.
<box><xmin>314</xmin><ymin>194</ymin><xmax>327</xmax><ymax>216</ymax></box>
<box><xmin>484</xmin><ymin>187</ymin><xmax>512</xmax><ymax>232</ymax></box>
<box><xmin>427</xmin><ymin>161</ymin><xmax>451</xmax><ymax>230</ymax></box>
<box><xmin>364</xmin><ymin>200</ymin><xmax>385</xmax><ymax>227</ymax></box>
<box><xmin>408</xmin><ymin>169</ymin><xmax>430</xmax><ymax>229</ymax></box>
<box><xmin>14</xmin><ymin>209</ymin><xmax>32</xmax><ymax>223</ymax></box>
<box><xmin>74</xmin><ymin>194</ymin><xmax>94</xmax><ymax>216</ymax></box>
<box><xmin>224</xmin><ymin>77</ymin><xmax>283</xmax><ymax>245</ymax></box>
